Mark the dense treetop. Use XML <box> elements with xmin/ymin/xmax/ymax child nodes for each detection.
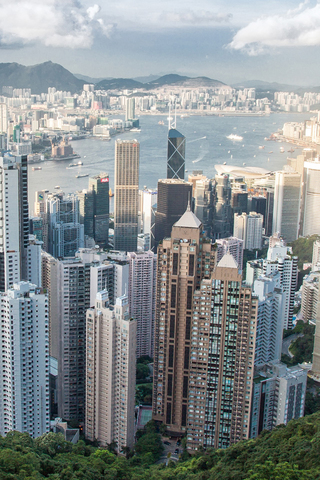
<box><xmin>2</xmin><ymin>412</ymin><xmax>320</xmax><ymax>479</ymax></box>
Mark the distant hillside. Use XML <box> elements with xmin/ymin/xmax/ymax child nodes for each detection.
<box><xmin>0</xmin><ymin>61</ymin><xmax>84</xmax><ymax>94</ymax></box>
<box><xmin>74</xmin><ymin>73</ymin><xmax>110</xmax><ymax>84</ymax></box>
<box><xmin>146</xmin><ymin>74</ymin><xmax>225</xmax><ymax>89</ymax></box>
<box><xmin>95</xmin><ymin>78</ymin><xmax>144</xmax><ymax>91</ymax></box>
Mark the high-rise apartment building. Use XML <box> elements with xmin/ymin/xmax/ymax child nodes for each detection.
<box><xmin>85</xmin><ymin>291</ymin><xmax>136</xmax><ymax>450</ymax></box>
<box><xmin>273</xmin><ymin>169</ymin><xmax>301</xmax><ymax>242</ymax></box>
<box><xmin>312</xmin><ymin>289</ymin><xmax>320</xmax><ymax>377</ymax></box>
<box><xmin>301</xmin><ymin>272</ymin><xmax>320</xmax><ymax>322</ymax></box>
<box><xmin>252</xmin><ymin>272</ymin><xmax>284</xmax><ymax>367</ymax></box>
<box><xmin>233</xmin><ymin>211</ymin><xmax>263</xmax><ymax>250</ymax></box>
<box><xmin>312</xmin><ymin>239</ymin><xmax>320</xmax><ymax>270</ymax></box>
<box><xmin>125</xmin><ymin>97</ymin><xmax>135</xmax><ymax>122</ymax></box>
<box><xmin>186</xmin><ymin>254</ymin><xmax>258</xmax><ymax>451</ymax></box>
<box><xmin>153</xmin><ymin>179</ymin><xmax>192</xmax><ymax>248</ymax></box>
<box><xmin>0</xmin><ymin>282</ymin><xmax>50</xmax><ymax>438</ymax></box>
<box><xmin>0</xmin><ymin>154</ymin><xmax>29</xmax><ymax>291</ymax></box>
<box><xmin>0</xmin><ymin>103</ymin><xmax>7</xmax><ymax>134</ymax></box>
<box><xmin>303</xmin><ymin>160</ymin><xmax>320</xmax><ymax>236</ymax></box>
<box><xmin>42</xmin><ymin>256</ymin><xmax>91</xmax><ymax>422</ymax></box>
<box><xmin>114</xmin><ymin>140</ymin><xmax>139</xmax><ymax>252</ymax></box>
<box><xmin>246</xmin><ymin>237</ymin><xmax>298</xmax><ymax>330</ymax></box>
<box><xmin>216</xmin><ymin>236</ymin><xmax>244</xmax><ymax>270</ymax></box>
<box><xmin>128</xmin><ymin>251</ymin><xmax>156</xmax><ymax>358</ymax></box>
<box><xmin>167</xmin><ymin>128</ymin><xmax>186</xmax><ymax>180</ymax></box>
<box><xmin>153</xmin><ymin>207</ymin><xmax>217</xmax><ymax>435</ymax></box>
<box><xmin>250</xmin><ymin>362</ymin><xmax>307</xmax><ymax>439</ymax></box>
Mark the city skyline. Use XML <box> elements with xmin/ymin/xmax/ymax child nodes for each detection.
<box><xmin>0</xmin><ymin>1</ymin><xmax>320</xmax><ymax>85</ymax></box>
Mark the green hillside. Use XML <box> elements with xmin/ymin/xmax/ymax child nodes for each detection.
<box><xmin>2</xmin><ymin>412</ymin><xmax>320</xmax><ymax>479</ymax></box>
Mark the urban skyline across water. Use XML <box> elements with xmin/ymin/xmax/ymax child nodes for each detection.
<box><xmin>27</xmin><ymin>112</ymin><xmax>311</xmax><ymax>215</ymax></box>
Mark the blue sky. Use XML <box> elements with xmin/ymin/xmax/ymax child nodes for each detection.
<box><xmin>0</xmin><ymin>0</ymin><xmax>319</xmax><ymax>85</ymax></box>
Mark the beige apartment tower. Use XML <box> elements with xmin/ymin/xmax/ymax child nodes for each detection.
<box><xmin>114</xmin><ymin>139</ymin><xmax>139</xmax><ymax>252</ymax></box>
<box><xmin>152</xmin><ymin>206</ymin><xmax>217</xmax><ymax>434</ymax></box>
<box><xmin>186</xmin><ymin>254</ymin><xmax>258</xmax><ymax>450</ymax></box>
<box><xmin>85</xmin><ymin>291</ymin><xmax>136</xmax><ymax>450</ymax></box>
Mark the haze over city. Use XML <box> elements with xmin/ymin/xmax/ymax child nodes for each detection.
<box><xmin>1</xmin><ymin>0</ymin><xmax>320</xmax><ymax>85</ymax></box>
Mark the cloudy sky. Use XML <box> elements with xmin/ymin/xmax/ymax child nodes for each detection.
<box><xmin>0</xmin><ymin>0</ymin><xmax>320</xmax><ymax>85</ymax></box>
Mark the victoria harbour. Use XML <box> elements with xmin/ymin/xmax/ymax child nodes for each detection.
<box><xmin>27</xmin><ymin>112</ymin><xmax>311</xmax><ymax>214</ymax></box>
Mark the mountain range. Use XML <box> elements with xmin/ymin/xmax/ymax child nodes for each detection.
<box><xmin>1</xmin><ymin>61</ymin><xmax>320</xmax><ymax>95</ymax></box>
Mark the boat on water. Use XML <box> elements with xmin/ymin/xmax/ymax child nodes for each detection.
<box><xmin>130</xmin><ymin>128</ymin><xmax>141</xmax><ymax>132</ymax></box>
<box><xmin>268</xmin><ymin>151</ymin><xmax>273</xmax><ymax>154</ymax></box>
<box><xmin>280</xmin><ymin>147</ymin><xmax>285</xmax><ymax>153</ymax></box>
<box><xmin>69</xmin><ymin>160</ymin><xmax>83</xmax><ymax>167</ymax></box>
<box><xmin>54</xmin><ymin>185</ymin><xmax>60</xmax><ymax>189</ymax></box>
<box><xmin>259</xmin><ymin>146</ymin><xmax>265</xmax><ymax>149</ymax></box>
<box><xmin>288</xmin><ymin>148</ymin><xmax>295</xmax><ymax>153</ymax></box>
<box><xmin>158</xmin><ymin>120</ymin><xmax>164</xmax><ymax>125</ymax></box>
<box><xmin>76</xmin><ymin>173</ymin><xmax>89</xmax><ymax>178</ymax></box>
<box><xmin>109</xmin><ymin>188</ymin><xmax>114</xmax><ymax>198</ymax></box>
<box><xmin>32</xmin><ymin>166</ymin><xmax>42</xmax><ymax>171</ymax></box>
<box><xmin>226</xmin><ymin>134</ymin><xmax>243</xmax><ymax>141</ymax></box>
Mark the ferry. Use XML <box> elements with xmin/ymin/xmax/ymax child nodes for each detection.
<box><xmin>158</xmin><ymin>120</ymin><xmax>164</xmax><ymax>125</ymax></box>
<box><xmin>280</xmin><ymin>147</ymin><xmax>285</xmax><ymax>153</ymax></box>
<box><xmin>69</xmin><ymin>161</ymin><xmax>83</xmax><ymax>167</ymax></box>
<box><xmin>32</xmin><ymin>166</ymin><xmax>42</xmax><ymax>171</ymax></box>
<box><xmin>259</xmin><ymin>146</ymin><xmax>265</xmax><ymax>149</ymax></box>
<box><xmin>54</xmin><ymin>185</ymin><xmax>60</xmax><ymax>189</ymax></box>
<box><xmin>130</xmin><ymin>128</ymin><xmax>141</xmax><ymax>132</ymax></box>
<box><xmin>76</xmin><ymin>173</ymin><xmax>89</xmax><ymax>178</ymax></box>
<box><xmin>109</xmin><ymin>188</ymin><xmax>114</xmax><ymax>198</ymax></box>
<box><xmin>226</xmin><ymin>134</ymin><xmax>243</xmax><ymax>141</ymax></box>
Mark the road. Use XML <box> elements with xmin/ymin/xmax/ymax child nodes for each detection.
<box><xmin>282</xmin><ymin>333</ymin><xmax>303</xmax><ymax>358</ymax></box>
<box><xmin>157</xmin><ymin>436</ymin><xmax>181</xmax><ymax>464</ymax></box>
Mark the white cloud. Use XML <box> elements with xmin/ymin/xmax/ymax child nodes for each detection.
<box><xmin>161</xmin><ymin>10</ymin><xmax>232</xmax><ymax>25</ymax></box>
<box><xmin>0</xmin><ymin>0</ymin><xmax>115</xmax><ymax>49</ymax></box>
<box><xmin>228</xmin><ymin>1</ymin><xmax>320</xmax><ymax>55</ymax></box>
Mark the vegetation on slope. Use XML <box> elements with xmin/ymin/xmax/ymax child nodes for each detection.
<box><xmin>2</xmin><ymin>413</ymin><xmax>320</xmax><ymax>478</ymax></box>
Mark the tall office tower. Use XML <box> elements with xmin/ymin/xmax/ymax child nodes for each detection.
<box><xmin>42</xmin><ymin>256</ymin><xmax>91</xmax><ymax>422</ymax></box>
<box><xmin>0</xmin><ymin>282</ymin><xmax>50</xmax><ymax>438</ymax></box>
<box><xmin>212</xmin><ymin>174</ymin><xmax>232</xmax><ymax>239</ymax></box>
<box><xmin>167</xmin><ymin>128</ymin><xmax>186</xmax><ymax>180</ymax></box>
<box><xmin>47</xmin><ymin>193</ymin><xmax>84</xmax><ymax>258</ymax></box>
<box><xmin>186</xmin><ymin>254</ymin><xmax>258</xmax><ymax>451</ymax></box>
<box><xmin>302</xmin><ymin>159</ymin><xmax>320</xmax><ymax>235</ymax></box>
<box><xmin>273</xmin><ymin>169</ymin><xmax>301</xmax><ymax>242</ymax></box>
<box><xmin>125</xmin><ymin>97</ymin><xmax>135</xmax><ymax>121</ymax></box>
<box><xmin>233</xmin><ymin>212</ymin><xmax>263</xmax><ymax>250</ymax></box>
<box><xmin>231</xmin><ymin>183</ymin><xmax>248</xmax><ymax>217</ymax></box>
<box><xmin>140</xmin><ymin>189</ymin><xmax>157</xmax><ymax>250</ymax></box>
<box><xmin>114</xmin><ymin>140</ymin><xmax>139</xmax><ymax>252</ymax></box>
<box><xmin>313</xmin><ymin>289</ymin><xmax>320</xmax><ymax>376</ymax></box>
<box><xmin>85</xmin><ymin>291</ymin><xmax>136</xmax><ymax>450</ymax></box>
<box><xmin>216</xmin><ymin>236</ymin><xmax>244</xmax><ymax>270</ymax></box>
<box><xmin>312</xmin><ymin>239</ymin><xmax>320</xmax><ymax>270</ymax></box>
<box><xmin>27</xmin><ymin>235</ymin><xmax>42</xmax><ymax>287</ymax></box>
<box><xmin>128</xmin><ymin>251</ymin><xmax>156</xmax><ymax>358</ymax></box>
<box><xmin>153</xmin><ymin>179</ymin><xmax>192</xmax><ymax>248</ymax></box>
<box><xmin>250</xmin><ymin>362</ymin><xmax>307</xmax><ymax>439</ymax></box>
<box><xmin>152</xmin><ymin>207</ymin><xmax>217</xmax><ymax>435</ymax></box>
<box><xmin>193</xmin><ymin>177</ymin><xmax>214</xmax><ymax>234</ymax></box>
<box><xmin>301</xmin><ymin>272</ymin><xmax>320</xmax><ymax>322</ymax></box>
<box><xmin>78</xmin><ymin>189</ymin><xmax>94</xmax><ymax>239</ymax></box>
<box><xmin>253</xmin><ymin>271</ymin><xmax>284</xmax><ymax>367</ymax></box>
<box><xmin>0</xmin><ymin>102</ymin><xmax>7</xmax><ymax>133</ymax></box>
<box><xmin>0</xmin><ymin>154</ymin><xmax>29</xmax><ymax>291</ymax></box>
<box><xmin>88</xmin><ymin>173</ymin><xmax>110</xmax><ymax>246</ymax></box>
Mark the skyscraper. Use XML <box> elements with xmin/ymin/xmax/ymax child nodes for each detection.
<box><xmin>167</xmin><ymin>128</ymin><xmax>186</xmax><ymax>180</ymax></box>
<box><xmin>0</xmin><ymin>282</ymin><xmax>50</xmax><ymax>438</ymax></box>
<box><xmin>88</xmin><ymin>173</ymin><xmax>110</xmax><ymax>246</ymax></box>
<box><xmin>186</xmin><ymin>254</ymin><xmax>258</xmax><ymax>450</ymax></box>
<box><xmin>233</xmin><ymin>211</ymin><xmax>263</xmax><ymax>250</ymax></box>
<box><xmin>128</xmin><ymin>251</ymin><xmax>157</xmax><ymax>358</ymax></box>
<box><xmin>152</xmin><ymin>207</ymin><xmax>217</xmax><ymax>435</ymax></box>
<box><xmin>114</xmin><ymin>140</ymin><xmax>139</xmax><ymax>252</ymax></box>
<box><xmin>85</xmin><ymin>291</ymin><xmax>136</xmax><ymax>450</ymax></box>
<box><xmin>153</xmin><ymin>179</ymin><xmax>192</xmax><ymax>248</ymax></box>
<box><xmin>212</xmin><ymin>173</ymin><xmax>232</xmax><ymax>239</ymax></box>
<box><xmin>0</xmin><ymin>154</ymin><xmax>29</xmax><ymax>291</ymax></box>
<box><xmin>125</xmin><ymin>97</ymin><xmax>135</xmax><ymax>122</ymax></box>
<box><xmin>273</xmin><ymin>169</ymin><xmax>301</xmax><ymax>242</ymax></box>
<box><xmin>302</xmin><ymin>159</ymin><xmax>320</xmax><ymax>236</ymax></box>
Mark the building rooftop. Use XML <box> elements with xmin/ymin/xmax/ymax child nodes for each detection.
<box><xmin>217</xmin><ymin>252</ymin><xmax>238</xmax><ymax>269</ymax></box>
<box><xmin>168</xmin><ymin>128</ymin><xmax>185</xmax><ymax>139</ymax></box>
<box><xmin>174</xmin><ymin>205</ymin><xmax>202</xmax><ymax>229</ymax></box>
